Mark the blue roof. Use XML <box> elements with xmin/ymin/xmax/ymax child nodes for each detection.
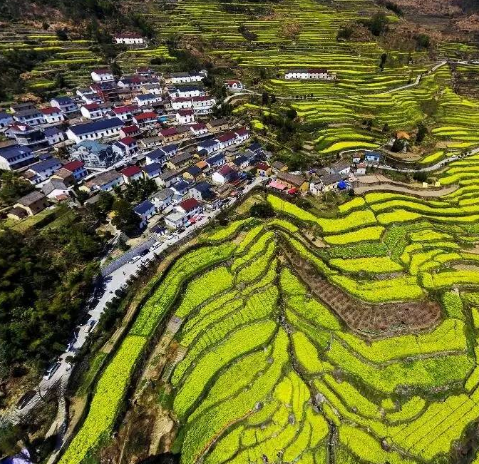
<box><xmin>176</xmin><ymin>85</ymin><xmax>201</xmax><ymax>92</ymax></box>
<box><xmin>147</xmin><ymin>148</ymin><xmax>166</xmax><ymax>162</ymax></box>
<box><xmin>338</xmin><ymin>180</ymin><xmax>348</xmax><ymax>190</ymax></box>
<box><xmin>76</xmin><ymin>140</ymin><xmax>109</xmax><ymax>153</ymax></box>
<box><xmin>0</xmin><ymin>112</ymin><xmax>12</xmax><ymax>119</ymax></box>
<box><xmin>137</xmin><ymin>93</ymin><xmax>156</xmax><ymax>100</ymax></box>
<box><xmin>69</xmin><ymin>117</ymin><xmax>123</xmax><ymax>136</ymax></box>
<box><xmin>29</xmin><ymin>157</ymin><xmax>62</xmax><ymax>173</ymax></box>
<box><xmin>44</xmin><ymin>127</ymin><xmax>63</xmax><ymax>136</ymax></box>
<box><xmin>249</xmin><ymin>142</ymin><xmax>262</xmax><ymax>152</ymax></box>
<box><xmin>173</xmin><ymin>180</ymin><xmax>189</xmax><ymax>192</ymax></box>
<box><xmin>187</xmin><ymin>165</ymin><xmax>202</xmax><ymax>176</ymax></box>
<box><xmin>200</xmin><ymin>139</ymin><xmax>218</xmax><ymax>148</ymax></box>
<box><xmin>207</xmin><ymin>153</ymin><xmax>225</xmax><ymax>164</ymax></box>
<box><xmin>0</xmin><ymin>145</ymin><xmax>32</xmax><ymax>161</ymax></box>
<box><xmin>143</xmin><ymin>162</ymin><xmax>161</xmax><ymax>174</ymax></box>
<box><xmin>194</xmin><ymin>181</ymin><xmax>212</xmax><ymax>192</ymax></box>
<box><xmin>134</xmin><ymin>200</ymin><xmax>155</xmax><ymax>215</ymax></box>
<box><xmin>162</xmin><ymin>143</ymin><xmax>178</xmax><ymax>154</ymax></box>
<box><xmin>53</xmin><ymin>96</ymin><xmax>74</xmax><ymax>104</ymax></box>
<box><xmin>365</xmin><ymin>151</ymin><xmax>381</xmax><ymax>158</ymax></box>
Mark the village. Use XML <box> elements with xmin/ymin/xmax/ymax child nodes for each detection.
<box><xmin>0</xmin><ymin>65</ymin><xmax>377</xmax><ymax>238</ymax></box>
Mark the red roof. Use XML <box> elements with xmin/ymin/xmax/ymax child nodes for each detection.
<box><xmin>172</xmin><ymin>97</ymin><xmax>191</xmax><ymax>103</ymax></box>
<box><xmin>179</xmin><ymin>198</ymin><xmax>200</xmax><ymax>212</ymax></box>
<box><xmin>160</xmin><ymin>127</ymin><xmax>178</xmax><ymax>137</ymax></box>
<box><xmin>218</xmin><ymin>165</ymin><xmax>235</xmax><ymax>176</ymax></box>
<box><xmin>93</xmin><ymin>68</ymin><xmax>111</xmax><ymax>74</ymax></box>
<box><xmin>121</xmin><ymin>125</ymin><xmax>139</xmax><ymax>134</ymax></box>
<box><xmin>217</xmin><ymin>132</ymin><xmax>236</xmax><ymax>143</ymax></box>
<box><xmin>63</xmin><ymin>160</ymin><xmax>84</xmax><ymax>172</ymax></box>
<box><xmin>41</xmin><ymin>107</ymin><xmax>61</xmax><ymax>114</ymax></box>
<box><xmin>83</xmin><ymin>103</ymin><xmax>100</xmax><ymax>110</ymax></box>
<box><xmin>235</xmin><ymin>128</ymin><xmax>249</xmax><ymax>137</ymax></box>
<box><xmin>308</xmin><ymin>68</ymin><xmax>328</xmax><ymax>74</ymax></box>
<box><xmin>115</xmin><ymin>32</ymin><xmax>142</xmax><ymax>38</ymax></box>
<box><xmin>121</xmin><ymin>166</ymin><xmax>142</xmax><ymax>177</ymax></box>
<box><xmin>256</xmin><ymin>162</ymin><xmax>270</xmax><ymax>171</ymax></box>
<box><xmin>226</xmin><ymin>80</ymin><xmax>240</xmax><ymax>85</ymax></box>
<box><xmin>178</xmin><ymin>109</ymin><xmax>194</xmax><ymax>116</ymax></box>
<box><xmin>191</xmin><ymin>96</ymin><xmax>211</xmax><ymax>102</ymax></box>
<box><xmin>191</xmin><ymin>123</ymin><xmax>206</xmax><ymax>131</ymax></box>
<box><xmin>113</xmin><ymin>105</ymin><xmax>138</xmax><ymax>115</ymax></box>
<box><xmin>119</xmin><ymin>137</ymin><xmax>136</xmax><ymax>146</ymax></box>
<box><xmin>135</xmin><ymin>112</ymin><xmax>157</xmax><ymax>121</ymax></box>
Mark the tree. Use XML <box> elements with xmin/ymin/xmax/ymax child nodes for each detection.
<box><xmin>251</xmin><ymin>202</ymin><xmax>275</xmax><ymax>218</ymax></box>
<box><xmin>0</xmin><ymin>171</ymin><xmax>34</xmax><ymax>205</ymax></box>
<box><xmin>416</xmin><ymin>123</ymin><xmax>428</xmax><ymax>144</ymax></box>
<box><xmin>379</xmin><ymin>53</ymin><xmax>387</xmax><ymax>71</ymax></box>
<box><xmin>415</xmin><ymin>34</ymin><xmax>430</xmax><ymax>50</ymax></box>
<box><xmin>262</xmin><ymin>92</ymin><xmax>270</xmax><ymax>106</ymax></box>
<box><xmin>97</xmin><ymin>191</ymin><xmax>114</xmax><ymax>214</ymax></box>
<box><xmin>391</xmin><ymin>138</ymin><xmax>405</xmax><ymax>152</ymax></box>
<box><xmin>112</xmin><ymin>198</ymin><xmax>140</xmax><ymax>235</ymax></box>
<box><xmin>286</xmin><ymin>108</ymin><xmax>297</xmax><ymax>120</ymax></box>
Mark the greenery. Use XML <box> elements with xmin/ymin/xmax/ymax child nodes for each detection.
<box><xmin>0</xmin><ymin>212</ymin><xmax>103</xmax><ymax>381</ymax></box>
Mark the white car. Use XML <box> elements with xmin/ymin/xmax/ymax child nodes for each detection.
<box><xmin>128</xmin><ymin>255</ymin><xmax>141</xmax><ymax>264</ymax></box>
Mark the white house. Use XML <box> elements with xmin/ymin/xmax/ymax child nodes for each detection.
<box><xmin>0</xmin><ymin>145</ymin><xmax>35</xmax><ymax>171</ymax></box>
<box><xmin>50</xmin><ymin>96</ymin><xmax>78</xmax><ymax>115</ymax></box>
<box><xmin>212</xmin><ymin>165</ymin><xmax>238</xmax><ymax>185</ymax></box>
<box><xmin>0</xmin><ymin>112</ymin><xmax>13</xmax><ymax>129</ymax></box>
<box><xmin>134</xmin><ymin>200</ymin><xmax>156</xmax><ymax>228</ymax></box>
<box><xmin>235</xmin><ymin>128</ymin><xmax>250</xmax><ymax>144</ymax></box>
<box><xmin>76</xmin><ymin>88</ymin><xmax>102</xmax><ymax>104</ymax></box>
<box><xmin>225</xmin><ymin>80</ymin><xmax>244</xmax><ymax>91</ymax></box>
<box><xmin>171</xmin><ymin>97</ymin><xmax>193</xmax><ymax>110</ymax></box>
<box><xmin>165</xmin><ymin>211</ymin><xmax>187</xmax><ymax>229</ymax></box>
<box><xmin>176</xmin><ymin>109</ymin><xmax>195</xmax><ymax>125</ymax></box>
<box><xmin>114</xmin><ymin>33</ymin><xmax>145</xmax><ymax>45</ymax></box>
<box><xmin>198</xmin><ymin>139</ymin><xmax>220</xmax><ymax>155</ymax></box>
<box><xmin>190</xmin><ymin>123</ymin><xmax>208</xmax><ymax>137</ymax></box>
<box><xmin>112</xmin><ymin>105</ymin><xmax>140</xmax><ymax>122</ymax></box>
<box><xmin>217</xmin><ymin>132</ymin><xmax>236</xmax><ymax>149</ymax></box>
<box><xmin>169</xmin><ymin>72</ymin><xmax>204</xmax><ymax>84</ymax></box>
<box><xmin>176</xmin><ymin>198</ymin><xmax>202</xmax><ymax>218</ymax></box>
<box><xmin>81</xmin><ymin>103</ymin><xmax>110</xmax><ymax>120</ymax></box>
<box><xmin>84</xmin><ymin>170</ymin><xmax>124</xmax><ymax>192</ymax></box>
<box><xmin>91</xmin><ymin>69</ymin><xmax>114</xmax><ymax>83</ymax></box>
<box><xmin>133</xmin><ymin>111</ymin><xmax>157</xmax><ymax>128</ymax></box>
<box><xmin>44</xmin><ymin>127</ymin><xmax>66</xmax><ymax>145</ymax></box>
<box><xmin>40</xmin><ymin>107</ymin><xmax>65</xmax><ymax>124</ymax></box>
<box><xmin>151</xmin><ymin>188</ymin><xmax>174</xmax><ymax>210</ymax></box>
<box><xmin>134</xmin><ymin>93</ymin><xmax>162</xmax><ymax>107</ymax></box>
<box><xmin>66</xmin><ymin>117</ymin><xmax>124</xmax><ymax>143</ymax></box>
<box><xmin>284</xmin><ymin>68</ymin><xmax>336</xmax><ymax>80</ymax></box>
<box><xmin>191</xmin><ymin>95</ymin><xmax>216</xmax><ymax>113</ymax></box>
<box><xmin>113</xmin><ymin>137</ymin><xmax>138</xmax><ymax>156</ymax></box>
<box><xmin>13</xmin><ymin>109</ymin><xmax>45</xmax><ymax>126</ymax></box>
<box><xmin>26</xmin><ymin>157</ymin><xmax>63</xmax><ymax>184</ymax></box>
<box><xmin>174</xmin><ymin>86</ymin><xmax>203</xmax><ymax>99</ymax></box>
<box><xmin>121</xmin><ymin>165</ymin><xmax>143</xmax><ymax>184</ymax></box>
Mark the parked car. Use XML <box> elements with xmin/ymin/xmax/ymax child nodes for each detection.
<box><xmin>86</xmin><ymin>319</ymin><xmax>97</xmax><ymax>333</ymax></box>
<box><xmin>17</xmin><ymin>390</ymin><xmax>36</xmax><ymax>410</ymax></box>
<box><xmin>129</xmin><ymin>255</ymin><xmax>141</xmax><ymax>264</ymax></box>
<box><xmin>43</xmin><ymin>362</ymin><xmax>60</xmax><ymax>381</ymax></box>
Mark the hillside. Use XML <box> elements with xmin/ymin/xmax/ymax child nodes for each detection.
<box><xmin>59</xmin><ymin>192</ymin><xmax>479</xmax><ymax>464</ymax></box>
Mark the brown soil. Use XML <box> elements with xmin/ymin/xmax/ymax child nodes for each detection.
<box><xmin>282</xmin><ymin>244</ymin><xmax>441</xmax><ymax>339</ymax></box>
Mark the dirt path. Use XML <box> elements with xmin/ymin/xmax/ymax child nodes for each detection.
<box><xmin>354</xmin><ymin>176</ymin><xmax>457</xmax><ymax>197</ymax></box>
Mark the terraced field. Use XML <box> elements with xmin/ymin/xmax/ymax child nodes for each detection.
<box><xmin>60</xmin><ymin>191</ymin><xmax>479</xmax><ymax>464</ymax></box>
<box><xmin>129</xmin><ymin>0</ymin><xmax>479</xmax><ymax>156</ymax></box>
